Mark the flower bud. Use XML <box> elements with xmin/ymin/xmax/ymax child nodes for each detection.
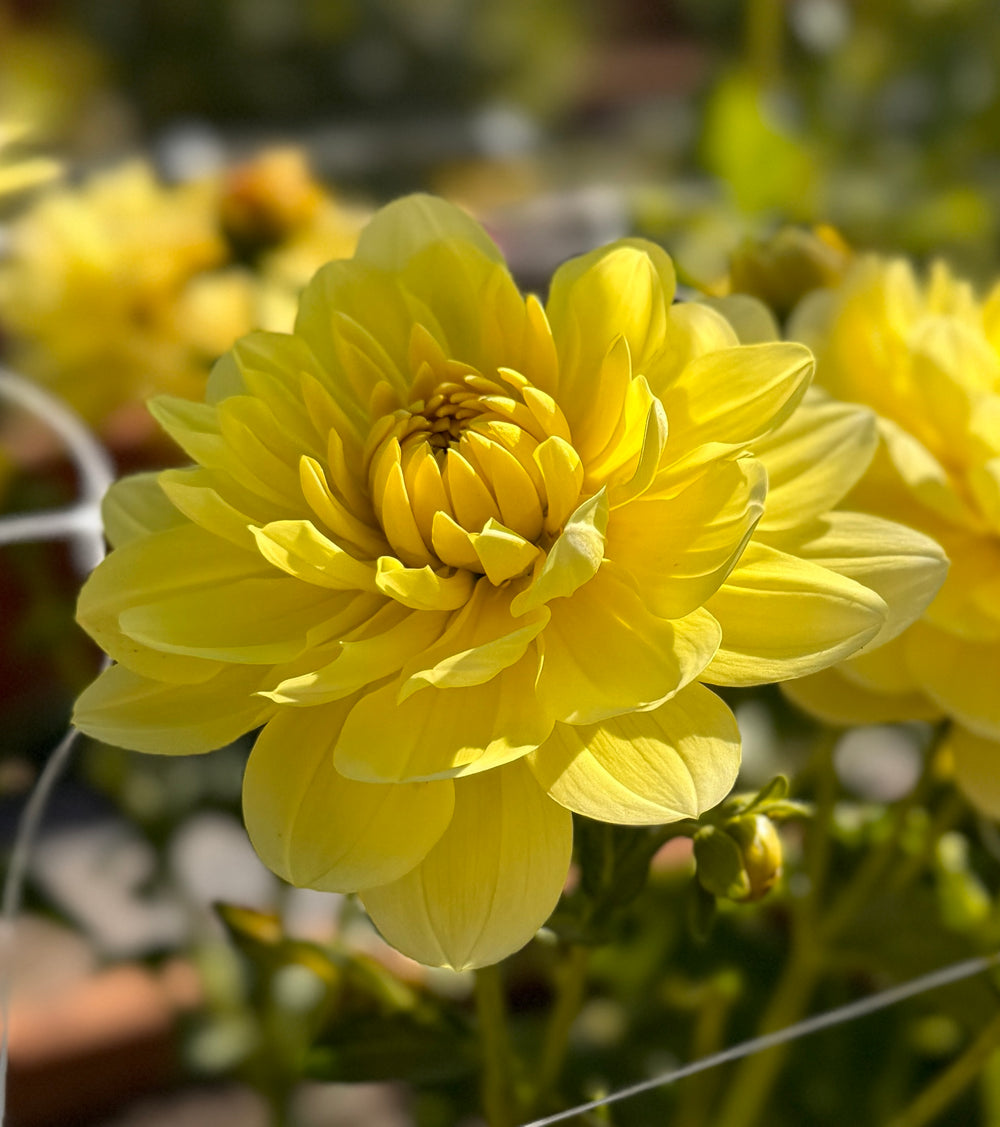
<box><xmin>729</xmin><ymin>225</ymin><xmax>851</xmax><ymax>317</ymax></box>
<box><xmin>693</xmin><ymin>814</ymin><xmax>783</xmax><ymax>902</ymax></box>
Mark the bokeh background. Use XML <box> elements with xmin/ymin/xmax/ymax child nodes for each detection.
<box><xmin>3</xmin><ymin>2</ymin><xmax>1000</xmax><ymax>1125</ymax></box>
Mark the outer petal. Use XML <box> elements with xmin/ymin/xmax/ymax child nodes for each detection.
<box><xmin>360</xmin><ymin>760</ymin><xmax>573</xmax><ymax>970</ymax></box>
<box><xmin>101</xmin><ymin>473</ymin><xmax>186</xmax><ymax>548</ymax></box>
<box><xmin>528</xmin><ymin>683</ymin><xmax>740</xmax><ymax>825</ymax></box>
<box><xmin>118</xmin><ymin>575</ymin><xmax>346</xmax><ymax>665</ymax></box>
<box><xmin>948</xmin><ymin>725</ymin><xmax>1000</xmax><ymax>819</ymax></box>
<box><xmin>73</xmin><ymin>663</ymin><xmax>274</xmax><ymax>754</ymax></box>
<box><xmin>906</xmin><ymin>621</ymin><xmax>1000</xmax><ymax>740</ymax></box>
<box><xmin>764</xmin><ymin>511</ymin><xmax>948</xmax><ymax>647</ymax></box>
<box><xmin>243</xmin><ymin>703</ymin><xmax>455</xmax><ymax>893</ymax></box>
<box><xmin>353</xmin><ymin>193</ymin><xmax>505</xmax><ymax>272</ymax></box>
<box><xmin>753</xmin><ymin>392</ymin><xmax>879</xmax><ymax>530</ymax></box>
<box><xmin>334</xmin><ymin>650</ymin><xmax>551</xmax><ymax>782</ymax></box>
<box><xmin>659</xmin><ymin>343</ymin><xmax>814</xmax><ymax>463</ymax></box>
<box><xmin>605</xmin><ymin>456</ymin><xmax>766</xmax><ymax>620</ymax></box>
<box><xmin>76</xmin><ymin>522</ymin><xmax>262</xmax><ymax>682</ymax></box>
<box><xmin>703</xmin><ymin>541</ymin><xmax>887</xmax><ymax>686</ymax></box>
<box><xmin>781</xmin><ymin>667</ymin><xmax>943</xmax><ymax>726</ymax></box>
<box><xmin>534</xmin><ymin>566</ymin><xmax>722</xmax><ymax>724</ymax></box>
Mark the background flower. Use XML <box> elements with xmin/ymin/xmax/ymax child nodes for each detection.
<box><xmin>782</xmin><ymin>256</ymin><xmax>1000</xmax><ymax>814</ymax></box>
<box><xmin>73</xmin><ymin>196</ymin><xmax>945</xmax><ymax>969</ymax></box>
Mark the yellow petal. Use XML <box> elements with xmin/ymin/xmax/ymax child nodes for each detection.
<box><xmin>467</xmin><ymin>521</ymin><xmax>541</xmax><ymax>586</ymax></box>
<box><xmin>698</xmin><ymin>294</ymin><xmax>780</xmax><ymax>344</ymax></box>
<box><xmin>101</xmin><ymin>473</ymin><xmax>185</xmax><ymax>548</ymax></box>
<box><xmin>73</xmin><ymin>663</ymin><xmax>273</xmax><ymax>754</ymax></box>
<box><xmin>606</xmin><ymin>456</ymin><xmax>766</xmax><ymax>620</ymax></box>
<box><xmin>838</xmin><ymin>633</ymin><xmax>925</xmax><ymax>695</ymax></box>
<box><xmin>703</xmin><ymin>541</ymin><xmax>887</xmax><ymax>686</ymax></box>
<box><xmin>660</xmin><ymin>342</ymin><xmax>813</xmax><ymax>462</ymax></box>
<box><xmin>263</xmin><ymin>605</ymin><xmax>450</xmax><ymax>705</ymax></box>
<box><xmin>295</xmin><ymin>260</ymin><xmax>413</xmax><ymax>420</ymax></box>
<box><xmin>754</xmin><ymin>392</ymin><xmax>878</xmax><ymax>530</ymax></box>
<box><xmin>251</xmin><ymin>520</ymin><xmax>377</xmax><ymax>590</ymax></box>
<box><xmin>300</xmin><ymin>455</ymin><xmax>389</xmax><ymax>559</ymax></box>
<box><xmin>546</xmin><ymin>241</ymin><xmax>676</xmax><ymax>430</ymax></box>
<box><xmin>529</xmin><ymin>683</ymin><xmax>740</xmax><ymax>824</ymax></box>
<box><xmin>374</xmin><ymin>556</ymin><xmax>475</xmax><ymax>610</ymax></box>
<box><xmin>360</xmin><ymin>760</ymin><xmax>572</xmax><ymax>970</ymax></box>
<box><xmin>159</xmin><ymin>467</ymin><xmax>259</xmax><ymax>548</ymax></box>
<box><xmin>781</xmin><ymin>667</ymin><xmax>943</xmax><ymax>726</ymax></box>
<box><xmin>877</xmin><ymin>417</ymin><xmax>983</xmax><ymax>529</ymax></box>
<box><xmin>534</xmin><ymin>566</ymin><xmax>721</xmax><ymax>724</ymax></box>
<box><xmin>924</xmin><ymin>524</ymin><xmax>1000</xmax><ymax>641</ymax></box>
<box><xmin>511</xmin><ymin>489</ymin><xmax>608</xmax><ymax>615</ymax></box>
<box><xmin>334</xmin><ymin>650</ymin><xmax>550</xmax><ymax>782</ymax></box>
<box><xmin>118</xmin><ymin>575</ymin><xmax>347</xmax><ymax>665</ymax></box>
<box><xmin>947</xmin><ymin>725</ymin><xmax>1000</xmax><ymax>819</ymax></box>
<box><xmin>244</xmin><ymin>703</ymin><xmax>455</xmax><ymax>892</ymax></box>
<box><xmin>534</xmin><ymin>435</ymin><xmax>584</xmax><ymax>535</ymax></box>
<box><xmin>398</xmin><ymin>580</ymin><xmax>549</xmax><ymax>700</ymax></box>
<box><xmin>77</xmin><ymin>522</ymin><xmax>257</xmax><ymax>682</ymax></box>
<box><xmin>354</xmin><ymin>193</ymin><xmax>504</xmax><ymax>272</ymax></box>
<box><xmin>905</xmin><ymin>621</ymin><xmax>1000</xmax><ymax>740</ymax></box>
<box><xmin>764</xmin><ymin>511</ymin><xmax>948</xmax><ymax>647</ymax></box>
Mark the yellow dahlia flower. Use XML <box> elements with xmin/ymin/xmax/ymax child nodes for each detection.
<box><xmin>72</xmin><ymin>197</ymin><xmax>945</xmax><ymax>969</ymax></box>
<box><xmin>782</xmin><ymin>256</ymin><xmax>1000</xmax><ymax>813</ymax></box>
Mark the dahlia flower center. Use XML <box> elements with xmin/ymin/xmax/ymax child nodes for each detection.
<box><xmin>363</xmin><ymin>365</ymin><xmax>575</xmax><ymax>584</ymax></box>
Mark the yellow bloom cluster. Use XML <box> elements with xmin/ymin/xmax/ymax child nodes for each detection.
<box><xmin>0</xmin><ymin>151</ymin><xmax>367</xmax><ymax>431</ymax></box>
<box><xmin>782</xmin><ymin>257</ymin><xmax>1000</xmax><ymax>815</ymax></box>
<box><xmin>73</xmin><ymin>197</ymin><xmax>946</xmax><ymax>968</ymax></box>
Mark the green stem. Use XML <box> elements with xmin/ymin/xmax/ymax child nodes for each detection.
<box><xmin>713</xmin><ymin>728</ymin><xmax>837</xmax><ymax>1127</ymax></box>
<box><xmin>890</xmin><ymin>1010</ymin><xmax>1000</xmax><ymax>1127</ymax></box>
<box><xmin>675</xmin><ymin>977</ymin><xmax>740</xmax><ymax>1127</ymax></box>
<box><xmin>714</xmin><ymin>940</ymin><xmax>821</xmax><ymax>1127</ymax></box>
<box><xmin>746</xmin><ymin>0</ymin><xmax>783</xmax><ymax>86</ymax></box>
<box><xmin>475</xmin><ymin>964</ymin><xmax>516</xmax><ymax>1127</ymax></box>
<box><xmin>531</xmin><ymin>944</ymin><xmax>591</xmax><ymax>1117</ymax></box>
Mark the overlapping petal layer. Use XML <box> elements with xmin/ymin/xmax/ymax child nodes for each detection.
<box><xmin>74</xmin><ymin>197</ymin><xmax>942</xmax><ymax>968</ymax></box>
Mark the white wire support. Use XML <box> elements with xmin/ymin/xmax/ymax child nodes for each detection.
<box><xmin>0</xmin><ymin>366</ymin><xmax>114</xmax><ymax>573</ymax></box>
<box><xmin>0</xmin><ymin>367</ymin><xmax>113</xmax><ymax>1124</ymax></box>
<box><xmin>520</xmin><ymin>949</ymin><xmax>1000</xmax><ymax>1127</ymax></box>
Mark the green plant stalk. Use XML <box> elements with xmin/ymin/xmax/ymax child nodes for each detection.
<box><xmin>530</xmin><ymin>944</ymin><xmax>591</xmax><ymax>1117</ymax></box>
<box><xmin>675</xmin><ymin>980</ymin><xmax>740</xmax><ymax>1127</ymax></box>
<box><xmin>714</xmin><ymin>939</ymin><xmax>822</xmax><ymax>1127</ymax></box>
<box><xmin>475</xmin><ymin>963</ymin><xmax>517</xmax><ymax>1127</ymax></box>
<box><xmin>889</xmin><ymin>1010</ymin><xmax>1000</xmax><ymax>1127</ymax></box>
<box><xmin>746</xmin><ymin>0</ymin><xmax>783</xmax><ymax>86</ymax></box>
<box><xmin>713</xmin><ymin>728</ymin><xmax>837</xmax><ymax>1127</ymax></box>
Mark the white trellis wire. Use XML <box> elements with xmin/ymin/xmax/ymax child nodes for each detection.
<box><xmin>0</xmin><ymin>366</ymin><xmax>113</xmax><ymax>1125</ymax></box>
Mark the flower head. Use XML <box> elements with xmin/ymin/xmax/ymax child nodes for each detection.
<box><xmin>782</xmin><ymin>256</ymin><xmax>1000</xmax><ymax>814</ymax></box>
<box><xmin>74</xmin><ymin>197</ymin><xmax>945</xmax><ymax>968</ymax></box>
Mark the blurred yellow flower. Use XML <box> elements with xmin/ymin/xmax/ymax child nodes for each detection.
<box><xmin>73</xmin><ymin>197</ymin><xmax>944</xmax><ymax>968</ymax></box>
<box><xmin>783</xmin><ymin>256</ymin><xmax>1000</xmax><ymax>813</ymax></box>
<box><xmin>223</xmin><ymin>148</ymin><xmax>369</xmax><ymax>334</ymax></box>
<box><xmin>0</xmin><ymin>162</ymin><xmax>233</xmax><ymax>425</ymax></box>
<box><xmin>0</xmin><ymin>151</ymin><xmax>367</xmax><ymax>435</ymax></box>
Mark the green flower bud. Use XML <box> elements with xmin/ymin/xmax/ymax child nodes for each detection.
<box><xmin>693</xmin><ymin>814</ymin><xmax>783</xmax><ymax>903</ymax></box>
<box><xmin>729</xmin><ymin>225</ymin><xmax>851</xmax><ymax>317</ymax></box>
